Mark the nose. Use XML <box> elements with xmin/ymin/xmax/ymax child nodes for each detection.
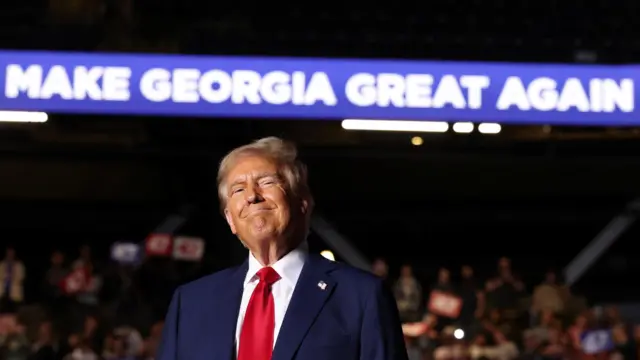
<box><xmin>244</xmin><ymin>185</ymin><xmax>264</xmax><ymax>204</ymax></box>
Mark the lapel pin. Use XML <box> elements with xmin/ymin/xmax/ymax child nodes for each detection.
<box><xmin>317</xmin><ymin>281</ymin><xmax>327</xmax><ymax>290</ymax></box>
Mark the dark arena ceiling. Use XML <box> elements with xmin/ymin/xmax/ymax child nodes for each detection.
<box><xmin>2</xmin><ymin>1</ymin><xmax>639</xmax><ymax>62</ymax></box>
<box><xmin>0</xmin><ymin>1</ymin><xmax>639</xmax><ymax>300</ymax></box>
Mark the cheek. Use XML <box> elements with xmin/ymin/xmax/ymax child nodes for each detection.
<box><xmin>265</xmin><ymin>188</ymin><xmax>289</xmax><ymax>206</ymax></box>
<box><xmin>268</xmin><ymin>195</ymin><xmax>291</xmax><ymax>221</ymax></box>
<box><xmin>234</xmin><ymin>202</ymin><xmax>245</xmax><ymax>214</ymax></box>
<box><xmin>278</xmin><ymin>207</ymin><xmax>291</xmax><ymax>221</ymax></box>
<box><xmin>227</xmin><ymin>202</ymin><xmax>245</xmax><ymax>221</ymax></box>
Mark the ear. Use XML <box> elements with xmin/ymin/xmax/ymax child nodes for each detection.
<box><xmin>224</xmin><ymin>208</ymin><xmax>237</xmax><ymax>234</ymax></box>
<box><xmin>300</xmin><ymin>199</ymin><xmax>309</xmax><ymax>215</ymax></box>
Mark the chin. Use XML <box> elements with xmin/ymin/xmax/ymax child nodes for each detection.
<box><xmin>246</xmin><ymin>230</ymin><xmax>280</xmax><ymax>246</ymax></box>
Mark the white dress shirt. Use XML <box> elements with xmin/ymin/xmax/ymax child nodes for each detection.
<box><xmin>235</xmin><ymin>243</ymin><xmax>307</xmax><ymax>353</ymax></box>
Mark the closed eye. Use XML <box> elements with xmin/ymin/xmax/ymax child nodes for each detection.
<box><xmin>259</xmin><ymin>178</ymin><xmax>278</xmax><ymax>186</ymax></box>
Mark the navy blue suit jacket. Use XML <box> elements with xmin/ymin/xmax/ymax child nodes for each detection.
<box><xmin>157</xmin><ymin>254</ymin><xmax>408</xmax><ymax>360</ymax></box>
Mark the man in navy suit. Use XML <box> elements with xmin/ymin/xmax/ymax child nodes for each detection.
<box><xmin>157</xmin><ymin>137</ymin><xmax>408</xmax><ymax>360</ymax></box>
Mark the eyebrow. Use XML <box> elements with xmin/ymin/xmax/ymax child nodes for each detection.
<box><xmin>228</xmin><ymin>172</ymin><xmax>279</xmax><ymax>188</ymax></box>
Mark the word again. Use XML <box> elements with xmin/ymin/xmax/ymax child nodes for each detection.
<box><xmin>497</xmin><ymin>76</ymin><xmax>634</xmax><ymax>113</ymax></box>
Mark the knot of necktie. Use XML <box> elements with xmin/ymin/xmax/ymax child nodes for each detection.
<box><xmin>256</xmin><ymin>267</ymin><xmax>280</xmax><ymax>286</ymax></box>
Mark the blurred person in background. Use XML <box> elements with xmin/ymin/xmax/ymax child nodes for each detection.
<box><xmin>402</xmin><ymin>314</ymin><xmax>439</xmax><ymax>360</ymax></box>
<box><xmin>527</xmin><ymin>309</ymin><xmax>561</xmax><ymax>344</ymax></box>
<box><xmin>430</xmin><ymin>268</ymin><xmax>456</xmax><ymax>328</ymax></box>
<box><xmin>0</xmin><ymin>247</ymin><xmax>25</xmax><ymax>314</ymax></box>
<box><xmin>102</xmin><ymin>334</ymin><xmax>136</xmax><ymax>360</ymax></box>
<box><xmin>395</xmin><ymin>264</ymin><xmax>423</xmax><ymax>323</ymax></box>
<box><xmin>43</xmin><ymin>250</ymin><xmax>69</xmax><ymax>326</ymax></box>
<box><xmin>611</xmin><ymin>323</ymin><xmax>635</xmax><ymax>360</ymax></box>
<box><xmin>112</xmin><ymin>325</ymin><xmax>143</xmax><ymax>357</ymax></box>
<box><xmin>634</xmin><ymin>326</ymin><xmax>640</xmax><ymax>360</ymax></box>
<box><xmin>492</xmin><ymin>258</ymin><xmax>524</xmax><ymax>322</ymax></box>
<box><xmin>491</xmin><ymin>329</ymin><xmax>519</xmax><ymax>360</ymax></box>
<box><xmin>531</xmin><ymin>271</ymin><xmax>565</xmax><ymax>323</ymax></box>
<box><xmin>469</xmin><ymin>321</ymin><xmax>518</xmax><ymax>360</ymax></box>
<box><xmin>538</xmin><ymin>328</ymin><xmax>565</xmax><ymax>360</ymax></box>
<box><xmin>69</xmin><ymin>246</ymin><xmax>100</xmax><ymax>324</ymax></box>
<box><xmin>63</xmin><ymin>337</ymin><xmax>98</xmax><ymax>360</ymax></box>
<box><xmin>433</xmin><ymin>268</ymin><xmax>454</xmax><ymax>294</ymax></box>
<box><xmin>420</xmin><ymin>314</ymin><xmax>440</xmax><ymax>358</ymax></box>
<box><xmin>76</xmin><ymin>315</ymin><xmax>104</xmax><ymax>354</ymax></box>
<box><xmin>29</xmin><ymin>321</ymin><xmax>57</xmax><ymax>360</ymax></box>
<box><xmin>43</xmin><ymin>251</ymin><xmax>68</xmax><ymax>302</ymax></box>
<box><xmin>497</xmin><ymin>258</ymin><xmax>512</xmax><ymax>278</ymax></box>
<box><xmin>142</xmin><ymin>321</ymin><xmax>164</xmax><ymax>359</ymax></box>
<box><xmin>567</xmin><ymin>314</ymin><xmax>588</xmax><ymax>351</ymax></box>
<box><xmin>433</xmin><ymin>326</ymin><xmax>467</xmax><ymax>360</ymax></box>
<box><xmin>75</xmin><ymin>263</ymin><xmax>102</xmax><ymax>310</ymax></box>
<box><xmin>0</xmin><ymin>320</ymin><xmax>29</xmax><ymax>360</ymax></box>
<box><xmin>72</xmin><ymin>246</ymin><xmax>92</xmax><ymax>270</ymax></box>
<box><xmin>158</xmin><ymin>137</ymin><xmax>407</xmax><ymax>360</ymax></box>
<box><xmin>485</xmin><ymin>310</ymin><xmax>515</xmax><ymax>343</ymax></box>
<box><xmin>372</xmin><ymin>258</ymin><xmax>392</xmax><ymax>289</ymax></box>
<box><xmin>101</xmin><ymin>334</ymin><xmax>117</xmax><ymax>359</ymax></box>
<box><xmin>457</xmin><ymin>266</ymin><xmax>485</xmax><ymax>330</ymax></box>
<box><xmin>604</xmin><ymin>306</ymin><xmax>625</xmax><ymax>328</ymax></box>
<box><xmin>519</xmin><ymin>329</ymin><xmax>551</xmax><ymax>360</ymax></box>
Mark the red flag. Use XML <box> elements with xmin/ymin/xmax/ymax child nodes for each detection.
<box><xmin>145</xmin><ymin>233</ymin><xmax>173</xmax><ymax>257</ymax></box>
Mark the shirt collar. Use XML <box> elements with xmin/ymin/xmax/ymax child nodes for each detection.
<box><xmin>245</xmin><ymin>242</ymin><xmax>308</xmax><ymax>288</ymax></box>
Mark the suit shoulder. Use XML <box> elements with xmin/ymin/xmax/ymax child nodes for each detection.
<box><xmin>178</xmin><ymin>265</ymin><xmax>242</xmax><ymax>296</ymax></box>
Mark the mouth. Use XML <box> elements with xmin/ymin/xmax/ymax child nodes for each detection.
<box><xmin>243</xmin><ymin>207</ymin><xmax>274</xmax><ymax>217</ymax></box>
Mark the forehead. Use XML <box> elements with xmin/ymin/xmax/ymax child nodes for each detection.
<box><xmin>226</xmin><ymin>155</ymin><xmax>279</xmax><ymax>182</ymax></box>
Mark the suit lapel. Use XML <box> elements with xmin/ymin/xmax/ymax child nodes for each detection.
<box><xmin>272</xmin><ymin>255</ymin><xmax>337</xmax><ymax>360</ymax></box>
<box><xmin>211</xmin><ymin>260</ymin><xmax>247</xmax><ymax>360</ymax></box>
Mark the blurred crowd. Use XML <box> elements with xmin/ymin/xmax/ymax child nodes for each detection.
<box><xmin>374</xmin><ymin>257</ymin><xmax>636</xmax><ymax>360</ymax></box>
<box><xmin>0</xmin><ymin>245</ymin><xmax>636</xmax><ymax>360</ymax></box>
<box><xmin>0</xmin><ymin>245</ymin><xmax>206</xmax><ymax>360</ymax></box>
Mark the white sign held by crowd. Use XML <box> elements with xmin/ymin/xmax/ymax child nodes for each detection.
<box><xmin>111</xmin><ymin>242</ymin><xmax>141</xmax><ymax>263</ymax></box>
<box><xmin>172</xmin><ymin>236</ymin><xmax>205</xmax><ymax>261</ymax></box>
<box><xmin>581</xmin><ymin>330</ymin><xmax>614</xmax><ymax>354</ymax></box>
<box><xmin>428</xmin><ymin>290</ymin><xmax>462</xmax><ymax>318</ymax></box>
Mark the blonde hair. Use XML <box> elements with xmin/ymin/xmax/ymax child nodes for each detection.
<box><xmin>217</xmin><ymin>137</ymin><xmax>314</xmax><ymax>211</ymax></box>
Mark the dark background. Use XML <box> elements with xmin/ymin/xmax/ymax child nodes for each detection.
<box><xmin>2</xmin><ymin>116</ymin><xmax>639</xmax><ymax>303</ymax></box>
<box><xmin>1</xmin><ymin>0</ymin><xmax>639</xmax><ymax>305</ymax></box>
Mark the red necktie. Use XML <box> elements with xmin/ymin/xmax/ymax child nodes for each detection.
<box><xmin>238</xmin><ymin>267</ymin><xmax>281</xmax><ymax>360</ymax></box>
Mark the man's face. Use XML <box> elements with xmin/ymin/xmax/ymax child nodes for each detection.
<box><xmin>224</xmin><ymin>156</ymin><xmax>293</xmax><ymax>248</ymax></box>
<box><xmin>51</xmin><ymin>252</ymin><xmax>64</xmax><ymax>265</ymax></box>
<box><xmin>80</xmin><ymin>246</ymin><xmax>91</xmax><ymax>259</ymax></box>
<box><xmin>400</xmin><ymin>265</ymin><xmax>412</xmax><ymax>277</ymax></box>
<box><xmin>545</xmin><ymin>271</ymin><xmax>556</xmax><ymax>284</ymax></box>
<box><xmin>372</xmin><ymin>259</ymin><xmax>388</xmax><ymax>277</ymax></box>
<box><xmin>438</xmin><ymin>268</ymin><xmax>450</xmax><ymax>283</ymax></box>
<box><xmin>499</xmin><ymin>257</ymin><xmax>511</xmax><ymax>269</ymax></box>
<box><xmin>461</xmin><ymin>265</ymin><xmax>473</xmax><ymax>278</ymax></box>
